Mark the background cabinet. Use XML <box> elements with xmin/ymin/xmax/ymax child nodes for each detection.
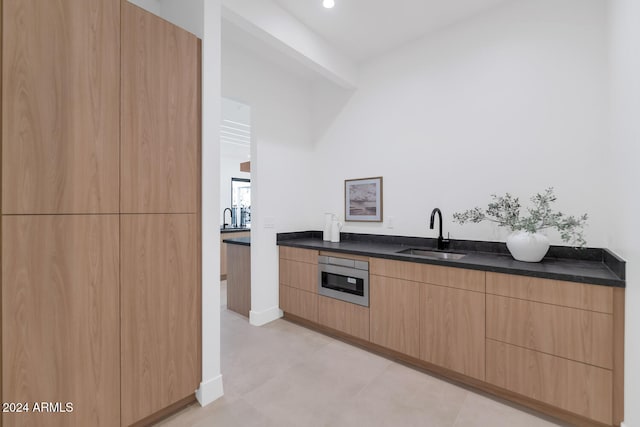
<box><xmin>226</xmin><ymin>243</ymin><xmax>252</xmax><ymax>317</ymax></box>
<box><xmin>221</xmin><ymin>231</ymin><xmax>250</xmax><ymax>279</ymax></box>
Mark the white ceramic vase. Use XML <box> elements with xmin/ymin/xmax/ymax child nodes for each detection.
<box><xmin>506</xmin><ymin>231</ymin><xmax>550</xmax><ymax>262</ymax></box>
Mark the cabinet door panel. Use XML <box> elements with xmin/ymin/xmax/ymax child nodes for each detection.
<box><xmin>221</xmin><ymin>231</ymin><xmax>250</xmax><ymax>278</ymax></box>
<box><xmin>2</xmin><ymin>215</ymin><xmax>119</xmax><ymax>427</ymax></box>
<box><xmin>369</xmin><ymin>275</ymin><xmax>420</xmax><ymax>358</ymax></box>
<box><xmin>121</xmin><ymin>2</ymin><xmax>199</xmax><ymax>213</ymax></box>
<box><xmin>280</xmin><ymin>285</ymin><xmax>318</xmax><ymax>323</ymax></box>
<box><xmin>2</xmin><ymin>0</ymin><xmax>120</xmax><ymax>214</ymax></box>
<box><xmin>420</xmin><ymin>284</ymin><xmax>485</xmax><ymax>380</ymax></box>
<box><xmin>121</xmin><ymin>214</ymin><xmax>199</xmax><ymax>426</ymax></box>
<box><xmin>318</xmin><ymin>296</ymin><xmax>370</xmax><ymax>341</ymax></box>
<box><xmin>487</xmin><ymin>295</ymin><xmax>613</xmax><ymax>369</ymax></box>
<box><xmin>227</xmin><ymin>244</ymin><xmax>251</xmax><ymax>317</ymax></box>
<box><xmin>486</xmin><ymin>339</ymin><xmax>612</xmax><ymax>425</ymax></box>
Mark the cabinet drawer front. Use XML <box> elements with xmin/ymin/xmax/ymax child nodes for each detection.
<box><xmin>370</xmin><ymin>258</ymin><xmax>484</xmax><ymax>292</ymax></box>
<box><xmin>279</xmin><ymin>246</ymin><xmax>318</xmax><ymax>264</ymax></box>
<box><xmin>487</xmin><ymin>295</ymin><xmax>613</xmax><ymax>369</ymax></box>
<box><xmin>369</xmin><ymin>275</ymin><xmax>420</xmax><ymax>358</ymax></box>
<box><xmin>279</xmin><ymin>259</ymin><xmax>318</xmax><ymax>293</ymax></box>
<box><xmin>280</xmin><ymin>285</ymin><xmax>318</xmax><ymax>323</ymax></box>
<box><xmin>318</xmin><ymin>296</ymin><xmax>370</xmax><ymax>341</ymax></box>
<box><xmin>486</xmin><ymin>340</ymin><xmax>612</xmax><ymax>425</ymax></box>
<box><xmin>486</xmin><ymin>272</ymin><xmax>613</xmax><ymax>313</ymax></box>
<box><xmin>420</xmin><ymin>284</ymin><xmax>485</xmax><ymax>380</ymax></box>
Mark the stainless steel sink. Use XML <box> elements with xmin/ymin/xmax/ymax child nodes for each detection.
<box><xmin>396</xmin><ymin>248</ymin><xmax>466</xmax><ymax>260</ymax></box>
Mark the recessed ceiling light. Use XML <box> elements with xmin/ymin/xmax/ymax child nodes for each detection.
<box><xmin>323</xmin><ymin>0</ymin><xmax>335</xmax><ymax>9</ymax></box>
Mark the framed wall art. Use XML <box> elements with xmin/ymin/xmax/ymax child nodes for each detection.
<box><xmin>345</xmin><ymin>177</ymin><xmax>383</xmax><ymax>222</ymax></box>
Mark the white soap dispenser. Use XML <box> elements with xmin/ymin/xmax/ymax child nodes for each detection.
<box><xmin>330</xmin><ymin>215</ymin><xmax>343</xmax><ymax>243</ymax></box>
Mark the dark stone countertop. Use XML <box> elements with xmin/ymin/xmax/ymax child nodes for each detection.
<box><xmin>276</xmin><ymin>231</ymin><xmax>625</xmax><ymax>288</ymax></box>
<box><xmin>224</xmin><ymin>236</ymin><xmax>251</xmax><ymax>246</ymax></box>
<box><xmin>220</xmin><ymin>227</ymin><xmax>251</xmax><ymax>234</ymax></box>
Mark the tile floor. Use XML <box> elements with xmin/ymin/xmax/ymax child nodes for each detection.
<box><xmin>155</xmin><ymin>282</ymin><xmax>566</xmax><ymax>427</ymax></box>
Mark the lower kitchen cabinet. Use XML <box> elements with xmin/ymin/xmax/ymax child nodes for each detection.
<box><xmin>419</xmin><ymin>283</ymin><xmax>485</xmax><ymax>380</ymax></box>
<box><xmin>279</xmin><ymin>247</ymin><xmax>319</xmax><ymax>322</ymax></box>
<box><xmin>120</xmin><ymin>214</ymin><xmax>200</xmax><ymax>426</ymax></box>
<box><xmin>220</xmin><ymin>231</ymin><xmax>250</xmax><ymax>279</ymax></box>
<box><xmin>278</xmin><ymin>248</ymin><xmax>624</xmax><ymax>427</ymax></box>
<box><xmin>2</xmin><ymin>215</ymin><xmax>120</xmax><ymax>427</ymax></box>
<box><xmin>227</xmin><ymin>243</ymin><xmax>251</xmax><ymax>317</ymax></box>
<box><xmin>279</xmin><ymin>285</ymin><xmax>318</xmax><ymax>323</ymax></box>
<box><xmin>318</xmin><ymin>296</ymin><xmax>369</xmax><ymax>341</ymax></box>
<box><xmin>486</xmin><ymin>339</ymin><xmax>612</xmax><ymax>424</ymax></box>
<box><xmin>369</xmin><ymin>275</ymin><xmax>420</xmax><ymax>358</ymax></box>
<box><xmin>485</xmin><ymin>272</ymin><xmax>624</xmax><ymax>426</ymax></box>
<box><xmin>486</xmin><ymin>294</ymin><xmax>613</xmax><ymax>369</ymax></box>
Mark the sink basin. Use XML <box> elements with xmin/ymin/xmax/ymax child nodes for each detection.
<box><xmin>396</xmin><ymin>248</ymin><xmax>466</xmax><ymax>260</ymax></box>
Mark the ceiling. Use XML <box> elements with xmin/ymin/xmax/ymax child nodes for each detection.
<box><xmin>272</xmin><ymin>0</ymin><xmax>513</xmax><ymax>62</ymax></box>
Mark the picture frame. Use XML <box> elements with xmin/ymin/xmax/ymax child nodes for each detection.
<box><xmin>345</xmin><ymin>177</ymin><xmax>383</xmax><ymax>222</ymax></box>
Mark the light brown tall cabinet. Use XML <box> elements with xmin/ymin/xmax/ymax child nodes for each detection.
<box><xmin>1</xmin><ymin>1</ymin><xmax>201</xmax><ymax>426</ymax></box>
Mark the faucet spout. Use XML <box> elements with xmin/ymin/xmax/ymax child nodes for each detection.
<box><xmin>429</xmin><ymin>208</ymin><xmax>449</xmax><ymax>250</ymax></box>
<box><xmin>223</xmin><ymin>208</ymin><xmax>232</xmax><ymax>229</ymax></box>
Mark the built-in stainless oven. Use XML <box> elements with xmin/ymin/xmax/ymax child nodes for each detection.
<box><xmin>318</xmin><ymin>255</ymin><xmax>369</xmax><ymax>307</ymax></box>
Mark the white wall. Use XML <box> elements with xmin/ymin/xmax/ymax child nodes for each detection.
<box><xmin>128</xmin><ymin>0</ymin><xmax>204</xmax><ymax>37</ymax></box>
<box><xmin>220</xmin><ymin>149</ymin><xmax>250</xmax><ymax>224</ymax></box>
<box><xmin>197</xmin><ymin>0</ymin><xmax>223</xmax><ymax>405</ymax></box>
<box><xmin>127</xmin><ymin>0</ymin><xmax>161</xmax><ymax>16</ymax></box>
<box><xmin>158</xmin><ymin>0</ymin><xmax>204</xmax><ymax>37</ymax></box>
<box><xmin>220</xmin><ymin>98</ymin><xmax>251</xmax><ymax>225</ymax></box>
<box><xmin>609</xmin><ymin>0</ymin><xmax>640</xmax><ymax>425</ymax></box>
<box><xmin>311</xmin><ymin>0</ymin><xmax>609</xmax><ymax>247</ymax></box>
<box><xmin>222</xmin><ymin>37</ymin><xmax>316</xmax><ymax>325</ymax></box>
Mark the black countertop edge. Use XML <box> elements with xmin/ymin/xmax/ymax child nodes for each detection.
<box><xmin>603</xmin><ymin>249</ymin><xmax>626</xmax><ymax>280</ymax></box>
<box><xmin>221</xmin><ymin>227</ymin><xmax>251</xmax><ymax>234</ymax></box>
<box><xmin>276</xmin><ymin>231</ymin><xmax>625</xmax><ymax>288</ymax></box>
<box><xmin>223</xmin><ymin>236</ymin><xmax>251</xmax><ymax>246</ymax></box>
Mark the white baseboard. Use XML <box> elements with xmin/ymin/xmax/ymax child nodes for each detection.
<box><xmin>620</xmin><ymin>422</ymin><xmax>628</xmax><ymax>427</ymax></box>
<box><xmin>249</xmin><ymin>306</ymin><xmax>283</xmax><ymax>326</ymax></box>
<box><xmin>195</xmin><ymin>375</ymin><xmax>224</xmax><ymax>407</ymax></box>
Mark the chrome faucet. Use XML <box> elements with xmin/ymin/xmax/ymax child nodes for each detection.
<box><xmin>223</xmin><ymin>208</ymin><xmax>232</xmax><ymax>229</ymax></box>
<box><xmin>430</xmin><ymin>208</ymin><xmax>450</xmax><ymax>250</ymax></box>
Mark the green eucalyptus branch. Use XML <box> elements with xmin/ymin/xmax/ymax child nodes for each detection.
<box><xmin>452</xmin><ymin>188</ymin><xmax>588</xmax><ymax>247</ymax></box>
